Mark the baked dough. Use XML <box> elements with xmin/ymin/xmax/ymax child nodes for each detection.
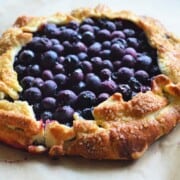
<box><xmin>0</xmin><ymin>5</ymin><xmax>179</xmax><ymax>160</ymax></box>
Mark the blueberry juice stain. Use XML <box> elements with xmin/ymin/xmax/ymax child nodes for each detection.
<box><xmin>13</xmin><ymin>17</ymin><xmax>161</xmax><ymax>125</ymax></box>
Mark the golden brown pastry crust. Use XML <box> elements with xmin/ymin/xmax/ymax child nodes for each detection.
<box><xmin>0</xmin><ymin>5</ymin><xmax>179</xmax><ymax>160</ymax></box>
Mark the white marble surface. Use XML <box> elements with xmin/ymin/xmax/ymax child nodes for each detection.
<box><xmin>0</xmin><ymin>0</ymin><xmax>179</xmax><ymax>180</ymax></box>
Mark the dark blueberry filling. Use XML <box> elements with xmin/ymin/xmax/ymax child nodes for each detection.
<box><xmin>13</xmin><ymin>18</ymin><xmax>161</xmax><ymax>125</ymax></box>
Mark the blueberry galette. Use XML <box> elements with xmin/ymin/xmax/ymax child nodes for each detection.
<box><xmin>0</xmin><ymin>5</ymin><xmax>179</xmax><ymax>160</ymax></box>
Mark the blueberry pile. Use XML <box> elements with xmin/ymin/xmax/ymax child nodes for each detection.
<box><xmin>13</xmin><ymin>17</ymin><xmax>161</xmax><ymax>125</ymax></box>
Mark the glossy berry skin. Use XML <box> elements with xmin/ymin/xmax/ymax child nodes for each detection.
<box><xmin>97</xmin><ymin>93</ymin><xmax>109</xmax><ymax>104</ymax></box>
<box><xmin>24</xmin><ymin>87</ymin><xmax>42</xmax><ymax>104</ymax></box>
<box><xmin>77</xmin><ymin>91</ymin><xmax>96</xmax><ymax>108</ymax></box>
<box><xmin>57</xmin><ymin>90</ymin><xmax>77</xmax><ymax>106</ymax></box>
<box><xmin>101</xmin><ymin>80</ymin><xmax>117</xmax><ymax>94</ymax></box>
<box><xmin>117</xmin><ymin>67</ymin><xmax>134</xmax><ymax>82</ymax></box>
<box><xmin>54</xmin><ymin>73</ymin><xmax>68</xmax><ymax>87</ymax></box>
<box><xmin>63</xmin><ymin>54</ymin><xmax>80</xmax><ymax>71</ymax></box>
<box><xmin>71</xmin><ymin>69</ymin><xmax>84</xmax><ymax>82</ymax></box>
<box><xmin>41</xmin><ymin>80</ymin><xmax>57</xmax><ymax>97</ymax></box>
<box><xmin>82</xmin><ymin>31</ymin><xmax>95</xmax><ymax>45</ymax></box>
<box><xmin>21</xmin><ymin>76</ymin><xmax>35</xmax><ymax>88</ymax></box>
<box><xmin>86</xmin><ymin>73</ymin><xmax>101</xmax><ymax>90</ymax></box>
<box><xmin>136</xmin><ymin>55</ymin><xmax>152</xmax><ymax>70</ymax></box>
<box><xmin>19</xmin><ymin>50</ymin><xmax>35</xmax><ymax>65</ymax></box>
<box><xmin>88</xmin><ymin>42</ymin><xmax>102</xmax><ymax>56</ymax></box>
<box><xmin>42</xmin><ymin>70</ymin><xmax>54</xmax><ymax>80</ymax></box>
<box><xmin>28</xmin><ymin>37</ymin><xmax>52</xmax><ymax>52</ymax></box>
<box><xmin>54</xmin><ymin>106</ymin><xmax>74</xmax><ymax>124</ymax></box>
<box><xmin>41</xmin><ymin>97</ymin><xmax>56</xmax><ymax>110</ymax></box>
<box><xmin>135</xmin><ymin>70</ymin><xmax>149</xmax><ymax>84</ymax></box>
<box><xmin>41</xmin><ymin>50</ymin><xmax>58</xmax><ymax>68</ymax></box>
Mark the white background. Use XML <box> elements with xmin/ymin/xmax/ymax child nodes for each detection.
<box><xmin>0</xmin><ymin>0</ymin><xmax>179</xmax><ymax>180</ymax></box>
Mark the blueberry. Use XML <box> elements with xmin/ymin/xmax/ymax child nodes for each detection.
<box><xmin>123</xmin><ymin>29</ymin><xmax>135</xmax><ymax>37</ymax></box>
<box><xmin>100</xmin><ymin>68</ymin><xmax>111</xmax><ymax>80</ymax></box>
<box><xmin>117</xmin><ymin>67</ymin><xmax>134</xmax><ymax>82</ymax></box>
<box><xmin>73</xmin><ymin>42</ymin><xmax>87</xmax><ymax>53</ymax></box>
<box><xmin>127</xmin><ymin>37</ymin><xmax>139</xmax><ymax>49</ymax></box>
<box><xmin>53</xmin><ymin>64</ymin><xmax>65</xmax><ymax>74</ymax></box>
<box><xmin>41</xmin><ymin>50</ymin><xmax>58</xmax><ymax>68</ymax></box>
<box><xmin>117</xmin><ymin>84</ymin><xmax>132</xmax><ymax>101</ymax></box>
<box><xmin>104</xmin><ymin>21</ymin><xmax>116</xmax><ymax>32</ymax></box>
<box><xmin>121</xmin><ymin>54</ymin><xmax>136</xmax><ymax>68</ymax></box>
<box><xmin>71</xmin><ymin>69</ymin><xmax>84</xmax><ymax>82</ymax></box>
<box><xmin>63</xmin><ymin>54</ymin><xmax>80</xmax><ymax>71</ymax></box>
<box><xmin>43</xmin><ymin>23</ymin><xmax>60</xmax><ymax>37</ymax></box>
<box><xmin>79</xmin><ymin>24</ymin><xmax>94</xmax><ymax>33</ymax></box>
<box><xmin>82</xmin><ymin>31</ymin><xmax>95</xmax><ymax>45</ymax></box>
<box><xmin>41</xmin><ymin>111</ymin><xmax>53</xmax><ymax>121</ymax></box>
<box><xmin>42</xmin><ymin>70</ymin><xmax>54</xmax><ymax>80</ymax></box>
<box><xmin>51</xmin><ymin>39</ymin><xmax>60</xmax><ymax>45</ymax></box>
<box><xmin>134</xmin><ymin>70</ymin><xmax>149</xmax><ymax>83</ymax></box>
<box><xmin>27</xmin><ymin>64</ymin><xmax>41</xmax><ymax>77</ymax></box>
<box><xmin>51</xmin><ymin>44</ymin><xmax>64</xmax><ymax>55</ymax></box>
<box><xmin>57</xmin><ymin>90</ymin><xmax>77</xmax><ymax>106</ymax></box>
<box><xmin>77</xmin><ymin>91</ymin><xmax>96</xmax><ymax>108</ymax></box>
<box><xmin>102</xmin><ymin>41</ymin><xmax>111</xmax><ymax>49</ymax></box>
<box><xmin>111</xmin><ymin>43</ymin><xmax>124</xmax><ymax>58</ymax></box>
<box><xmin>54</xmin><ymin>106</ymin><xmax>74</xmax><ymax>123</ymax></box>
<box><xmin>99</xmin><ymin>50</ymin><xmax>111</xmax><ymax>59</ymax></box>
<box><xmin>97</xmin><ymin>29</ymin><xmax>111</xmax><ymax>41</ymax></box>
<box><xmin>97</xmin><ymin>93</ymin><xmax>109</xmax><ymax>104</ymax></box>
<box><xmin>90</xmin><ymin>57</ymin><xmax>102</xmax><ymax>71</ymax></box>
<box><xmin>33</xmin><ymin>77</ymin><xmax>44</xmax><ymax>88</ymax></box>
<box><xmin>124</xmin><ymin>47</ymin><xmax>137</xmax><ymax>57</ymax></box>
<box><xmin>136</xmin><ymin>55</ymin><xmax>152</xmax><ymax>70</ymax></box>
<box><xmin>20</xmin><ymin>76</ymin><xmax>35</xmax><ymax>88</ymax></box>
<box><xmin>41</xmin><ymin>97</ymin><xmax>56</xmax><ymax>110</ymax></box>
<box><xmin>78</xmin><ymin>52</ymin><xmax>88</xmax><ymax>61</ymax></box>
<box><xmin>86</xmin><ymin>73</ymin><xmax>101</xmax><ymax>90</ymax></box>
<box><xmin>19</xmin><ymin>50</ymin><xmax>35</xmax><ymax>64</ymax></box>
<box><xmin>81</xmin><ymin>61</ymin><xmax>93</xmax><ymax>73</ymax></box>
<box><xmin>100</xmin><ymin>80</ymin><xmax>117</xmax><ymax>94</ymax></box>
<box><xmin>41</xmin><ymin>80</ymin><xmax>57</xmax><ymax>97</ymax></box>
<box><xmin>88</xmin><ymin>42</ymin><xmax>102</xmax><ymax>56</ymax></box>
<box><xmin>28</xmin><ymin>37</ymin><xmax>52</xmax><ymax>52</ymax></box>
<box><xmin>24</xmin><ymin>87</ymin><xmax>42</xmax><ymax>104</ymax></box>
<box><xmin>54</xmin><ymin>74</ymin><xmax>68</xmax><ymax>87</ymax></box>
<box><xmin>57</xmin><ymin>56</ymin><xmax>65</xmax><ymax>64</ymax></box>
<box><xmin>60</xmin><ymin>28</ymin><xmax>78</xmax><ymax>42</ymax></box>
<box><xmin>81</xmin><ymin>108</ymin><xmax>94</xmax><ymax>120</ymax></box>
<box><xmin>102</xmin><ymin>60</ymin><xmax>114</xmax><ymax>70</ymax></box>
<box><xmin>111</xmin><ymin>31</ymin><xmax>125</xmax><ymax>39</ymax></box>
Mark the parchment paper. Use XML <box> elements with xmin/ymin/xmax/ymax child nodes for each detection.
<box><xmin>0</xmin><ymin>0</ymin><xmax>179</xmax><ymax>180</ymax></box>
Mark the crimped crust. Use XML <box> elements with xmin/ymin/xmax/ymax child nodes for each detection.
<box><xmin>0</xmin><ymin>5</ymin><xmax>179</xmax><ymax>160</ymax></box>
